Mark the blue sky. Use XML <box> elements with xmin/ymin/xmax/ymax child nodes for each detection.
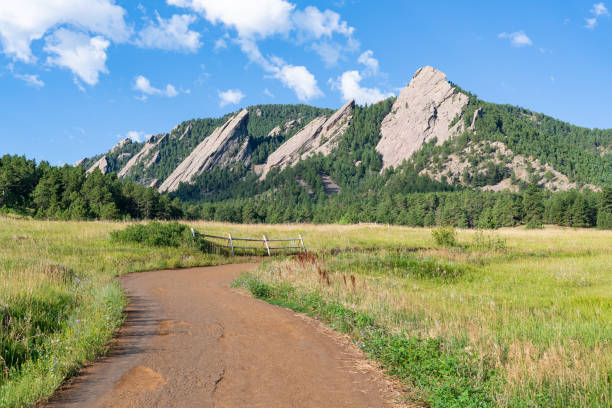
<box><xmin>1</xmin><ymin>0</ymin><xmax>611</xmax><ymax>165</ymax></box>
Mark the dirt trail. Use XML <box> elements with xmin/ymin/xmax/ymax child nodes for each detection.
<box><xmin>44</xmin><ymin>264</ymin><xmax>403</xmax><ymax>407</ymax></box>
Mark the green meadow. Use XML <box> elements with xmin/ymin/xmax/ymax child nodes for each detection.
<box><xmin>0</xmin><ymin>218</ymin><xmax>228</xmax><ymax>407</ymax></box>
<box><xmin>228</xmin><ymin>223</ymin><xmax>612</xmax><ymax>407</ymax></box>
<box><xmin>1</xmin><ymin>218</ymin><xmax>611</xmax><ymax>407</ymax></box>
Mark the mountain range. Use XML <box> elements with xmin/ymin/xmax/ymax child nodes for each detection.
<box><xmin>77</xmin><ymin>66</ymin><xmax>612</xmax><ymax>203</ymax></box>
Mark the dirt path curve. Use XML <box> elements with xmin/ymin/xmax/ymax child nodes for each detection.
<box><xmin>44</xmin><ymin>264</ymin><xmax>401</xmax><ymax>408</ymax></box>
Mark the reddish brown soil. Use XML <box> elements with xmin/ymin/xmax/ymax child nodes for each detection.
<box><xmin>44</xmin><ymin>264</ymin><xmax>406</xmax><ymax>407</ymax></box>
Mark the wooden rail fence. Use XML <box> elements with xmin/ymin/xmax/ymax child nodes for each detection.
<box><xmin>191</xmin><ymin>228</ymin><xmax>306</xmax><ymax>256</ymax></box>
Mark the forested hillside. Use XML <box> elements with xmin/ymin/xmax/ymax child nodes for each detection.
<box><xmin>13</xmin><ymin>66</ymin><xmax>612</xmax><ymax>229</ymax></box>
<box><xmin>0</xmin><ymin>155</ymin><xmax>182</xmax><ymax>220</ymax></box>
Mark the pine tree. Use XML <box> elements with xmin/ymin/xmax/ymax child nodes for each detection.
<box><xmin>597</xmin><ymin>187</ymin><xmax>612</xmax><ymax>229</ymax></box>
<box><xmin>569</xmin><ymin>195</ymin><xmax>589</xmax><ymax>227</ymax></box>
<box><xmin>523</xmin><ymin>182</ymin><xmax>544</xmax><ymax>228</ymax></box>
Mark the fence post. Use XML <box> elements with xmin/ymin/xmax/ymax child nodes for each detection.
<box><xmin>191</xmin><ymin>228</ymin><xmax>195</xmax><ymax>239</ymax></box>
<box><xmin>263</xmin><ymin>235</ymin><xmax>271</xmax><ymax>256</ymax></box>
<box><xmin>298</xmin><ymin>234</ymin><xmax>306</xmax><ymax>253</ymax></box>
<box><xmin>228</xmin><ymin>233</ymin><xmax>234</xmax><ymax>256</ymax></box>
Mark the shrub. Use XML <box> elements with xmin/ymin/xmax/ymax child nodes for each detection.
<box><xmin>470</xmin><ymin>231</ymin><xmax>507</xmax><ymax>251</ymax></box>
<box><xmin>432</xmin><ymin>226</ymin><xmax>458</xmax><ymax>247</ymax></box>
<box><xmin>232</xmin><ymin>273</ymin><xmax>272</xmax><ymax>299</ymax></box>
<box><xmin>525</xmin><ymin>219</ymin><xmax>543</xmax><ymax>229</ymax></box>
<box><xmin>110</xmin><ymin>222</ymin><xmax>192</xmax><ymax>247</ymax></box>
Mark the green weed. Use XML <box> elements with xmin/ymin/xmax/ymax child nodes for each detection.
<box><xmin>238</xmin><ymin>274</ymin><xmax>498</xmax><ymax>407</ymax></box>
<box><xmin>110</xmin><ymin>221</ymin><xmax>192</xmax><ymax>247</ymax></box>
<box><xmin>432</xmin><ymin>226</ymin><xmax>458</xmax><ymax>247</ymax></box>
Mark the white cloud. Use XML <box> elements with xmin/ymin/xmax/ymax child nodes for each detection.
<box><xmin>14</xmin><ymin>73</ymin><xmax>44</xmax><ymax>88</ymax></box>
<box><xmin>592</xmin><ymin>2</ymin><xmax>609</xmax><ymax>16</ymax></box>
<box><xmin>136</xmin><ymin>13</ymin><xmax>202</xmax><ymax>52</ymax></box>
<box><xmin>585</xmin><ymin>17</ymin><xmax>598</xmax><ymax>29</ymax></box>
<box><xmin>236</xmin><ymin>37</ymin><xmax>277</xmax><ymax>71</ymax></box>
<box><xmin>357</xmin><ymin>50</ymin><xmax>379</xmax><ymax>75</ymax></box>
<box><xmin>263</xmin><ymin>88</ymin><xmax>274</xmax><ymax>97</ymax></box>
<box><xmin>0</xmin><ymin>0</ymin><xmax>129</xmax><ymax>62</ymax></box>
<box><xmin>165</xmin><ymin>84</ymin><xmax>179</xmax><ymax>97</ymax></box>
<box><xmin>311</xmin><ymin>41</ymin><xmax>342</xmax><ymax>66</ymax></box>
<box><xmin>44</xmin><ymin>29</ymin><xmax>110</xmax><ymax>86</ymax></box>
<box><xmin>293</xmin><ymin>6</ymin><xmax>356</xmax><ymax>67</ymax></box>
<box><xmin>218</xmin><ymin>89</ymin><xmax>245</xmax><ymax>107</ymax></box>
<box><xmin>232</xmin><ymin>38</ymin><xmax>323</xmax><ymax>101</ymax></box>
<box><xmin>292</xmin><ymin>6</ymin><xmax>354</xmax><ymax>39</ymax></box>
<box><xmin>498</xmin><ymin>31</ymin><xmax>532</xmax><ymax>47</ymax></box>
<box><xmin>167</xmin><ymin>1</ymin><xmax>343</xmax><ymax>100</ymax></box>
<box><xmin>273</xmin><ymin>63</ymin><xmax>322</xmax><ymax>101</ymax></box>
<box><xmin>133</xmin><ymin>75</ymin><xmax>179</xmax><ymax>99</ymax></box>
<box><xmin>125</xmin><ymin>130</ymin><xmax>148</xmax><ymax>142</ymax></box>
<box><xmin>585</xmin><ymin>3</ymin><xmax>609</xmax><ymax>29</ymax></box>
<box><xmin>168</xmin><ymin>0</ymin><xmax>294</xmax><ymax>38</ymax></box>
<box><xmin>214</xmin><ymin>37</ymin><xmax>227</xmax><ymax>51</ymax></box>
<box><xmin>332</xmin><ymin>70</ymin><xmax>393</xmax><ymax>105</ymax></box>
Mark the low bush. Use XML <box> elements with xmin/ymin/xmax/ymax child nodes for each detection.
<box><xmin>431</xmin><ymin>226</ymin><xmax>458</xmax><ymax>247</ymax></box>
<box><xmin>110</xmin><ymin>222</ymin><xmax>192</xmax><ymax>247</ymax></box>
<box><xmin>233</xmin><ymin>273</ymin><xmax>272</xmax><ymax>299</ymax></box>
<box><xmin>470</xmin><ymin>231</ymin><xmax>507</xmax><ymax>251</ymax></box>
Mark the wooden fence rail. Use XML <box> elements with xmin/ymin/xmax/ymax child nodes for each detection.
<box><xmin>191</xmin><ymin>228</ymin><xmax>306</xmax><ymax>256</ymax></box>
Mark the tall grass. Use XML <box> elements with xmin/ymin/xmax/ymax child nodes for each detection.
<box><xmin>0</xmin><ymin>218</ymin><xmax>230</xmax><ymax>407</ymax></box>
<box><xmin>1</xmin><ymin>219</ymin><xmax>610</xmax><ymax>407</ymax></box>
<box><xmin>233</xmin><ymin>226</ymin><xmax>612</xmax><ymax>407</ymax></box>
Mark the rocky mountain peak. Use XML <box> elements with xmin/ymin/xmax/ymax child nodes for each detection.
<box><xmin>86</xmin><ymin>156</ymin><xmax>108</xmax><ymax>175</ymax></box>
<box><xmin>258</xmin><ymin>99</ymin><xmax>354</xmax><ymax>179</ymax></box>
<box><xmin>376</xmin><ymin>66</ymin><xmax>468</xmax><ymax>169</ymax></box>
<box><xmin>117</xmin><ymin>134</ymin><xmax>166</xmax><ymax>178</ymax></box>
<box><xmin>110</xmin><ymin>138</ymin><xmax>132</xmax><ymax>153</ymax></box>
<box><xmin>158</xmin><ymin>109</ymin><xmax>250</xmax><ymax>193</ymax></box>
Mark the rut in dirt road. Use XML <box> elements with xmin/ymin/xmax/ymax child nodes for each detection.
<box><xmin>44</xmin><ymin>264</ymin><xmax>403</xmax><ymax>408</ymax></box>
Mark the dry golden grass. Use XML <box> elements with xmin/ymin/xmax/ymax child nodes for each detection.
<box><xmin>236</xmin><ymin>224</ymin><xmax>612</xmax><ymax>407</ymax></box>
<box><xmin>1</xmin><ymin>218</ymin><xmax>610</xmax><ymax>407</ymax></box>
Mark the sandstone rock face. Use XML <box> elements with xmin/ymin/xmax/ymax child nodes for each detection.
<box><xmin>74</xmin><ymin>158</ymin><xmax>86</xmax><ymax>167</ymax></box>
<box><xmin>469</xmin><ymin>108</ymin><xmax>482</xmax><ymax>131</ymax></box>
<box><xmin>268</xmin><ymin>119</ymin><xmax>299</xmax><ymax>137</ymax></box>
<box><xmin>259</xmin><ymin>99</ymin><xmax>354</xmax><ymax>179</ymax></box>
<box><xmin>377</xmin><ymin>66</ymin><xmax>469</xmax><ymax>169</ymax></box>
<box><xmin>86</xmin><ymin>156</ymin><xmax>108</xmax><ymax>175</ymax></box>
<box><xmin>158</xmin><ymin>109</ymin><xmax>250</xmax><ymax>193</ymax></box>
<box><xmin>144</xmin><ymin>151</ymin><xmax>160</xmax><ymax>169</ymax></box>
<box><xmin>178</xmin><ymin>123</ymin><xmax>192</xmax><ymax>140</ymax></box>
<box><xmin>111</xmin><ymin>138</ymin><xmax>132</xmax><ymax>153</ymax></box>
<box><xmin>118</xmin><ymin>134</ymin><xmax>165</xmax><ymax>178</ymax></box>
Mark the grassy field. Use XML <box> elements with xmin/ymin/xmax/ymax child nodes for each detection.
<box><xmin>0</xmin><ymin>217</ymin><xmax>231</xmax><ymax>407</ymax></box>
<box><xmin>219</xmin><ymin>223</ymin><xmax>612</xmax><ymax>407</ymax></box>
<box><xmin>1</xmin><ymin>218</ymin><xmax>610</xmax><ymax>407</ymax></box>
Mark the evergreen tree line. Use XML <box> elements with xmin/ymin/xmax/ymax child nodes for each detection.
<box><xmin>2</xmin><ymin>153</ymin><xmax>611</xmax><ymax>229</ymax></box>
<box><xmin>0</xmin><ymin>154</ymin><xmax>182</xmax><ymax>220</ymax></box>
<box><xmin>184</xmin><ymin>185</ymin><xmax>612</xmax><ymax>229</ymax></box>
